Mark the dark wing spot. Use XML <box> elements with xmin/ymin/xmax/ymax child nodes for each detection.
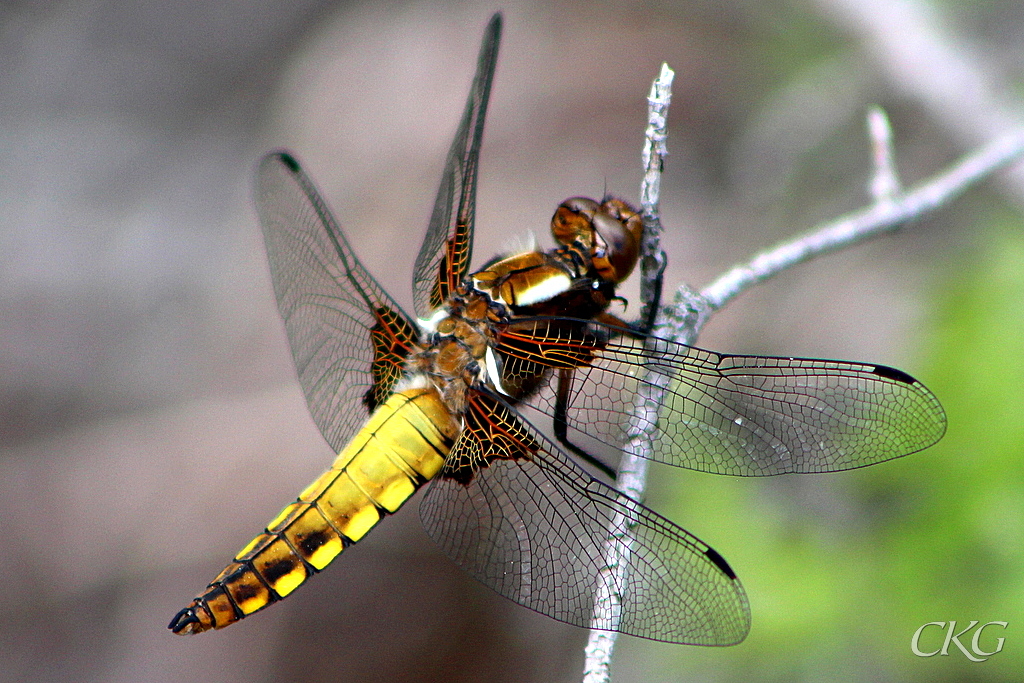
<box><xmin>704</xmin><ymin>547</ymin><xmax>738</xmax><ymax>580</ymax></box>
<box><xmin>278</xmin><ymin>151</ymin><xmax>301</xmax><ymax>173</ymax></box>
<box><xmin>872</xmin><ymin>364</ymin><xmax>916</xmax><ymax>384</ymax></box>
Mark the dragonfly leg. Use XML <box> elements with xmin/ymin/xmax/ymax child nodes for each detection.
<box><xmin>552</xmin><ymin>368</ymin><xmax>616</xmax><ymax>479</ymax></box>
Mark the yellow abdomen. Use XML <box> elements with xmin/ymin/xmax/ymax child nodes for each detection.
<box><xmin>170</xmin><ymin>385</ymin><xmax>457</xmax><ymax>634</ymax></box>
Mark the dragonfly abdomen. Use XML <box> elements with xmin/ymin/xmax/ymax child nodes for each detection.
<box><xmin>169</xmin><ymin>385</ymin><xmax>458</xmax><ymax>634</ymax></box>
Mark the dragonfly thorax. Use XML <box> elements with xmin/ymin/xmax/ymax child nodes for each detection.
<box><xmin>412</xmin><ymin>196</ymin><xmax>646</xmax><ymax>410</ymax></box>
<box><xmin>410</xmin><ymin>287</ymin><xmax>510</xmax><ymax>412</ymax></box>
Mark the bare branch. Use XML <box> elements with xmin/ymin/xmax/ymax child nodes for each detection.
<box><xmin>696</xmin><ymin>126</ymin><xmax>1024</xmax><ymax>318</ymax></box>
<box><xmin>581</xmin><ymin>66</ymin><xmax>1024</xmax><ymax>683</ymax></box>
<box><xmin>817</xmin><ymin>0</ymin><xmax>1024</xmax><ymax>202</ymax></box>
<box><xmin>867</xmin><ymin>106</ymin><xmax>900</xmax><ymax>202</ymax></box>
<box><xmin>638</xmin><ymin>63</ymin><xmax>673</xmax><ymax>331</ymax></box>
<box><xmin>582</xmin><ymin>63</ymin><xmax>675</xmax><ymax>683</ymax></box>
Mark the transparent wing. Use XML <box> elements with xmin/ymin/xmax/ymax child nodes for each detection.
<box><xmin>255</xmin><ymin>151</ymin><xmax>419</xmax><ymax>452</ymax></box>
<box><xmin>496</xmin><ymin>318</ymin><xmax>946</xmax><ymax>475</ymax></box>
<box><xmin>419</xmin><ymin>390</ymin><xmax>750</xmax><ymax>645</ymax></box>
<box><xmin>411</xmin><ymin>13</ymin><xmax>501</xmax><ymax>318</ymax></box>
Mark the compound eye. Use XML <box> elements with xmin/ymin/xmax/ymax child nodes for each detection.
<box><xmin>591</xmin><ymin>200</ymin><xmax>643</xmax><ymax>284</ymax></box>
<box><xmin>551</xmin><ymin>197</ymin><xmax>599</xmax><ymax>247</ymax></box>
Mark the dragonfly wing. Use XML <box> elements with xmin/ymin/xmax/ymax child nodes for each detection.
<box><xmin>255</xmin><ymin>152</ymin><xmax>419</xmax><ymax>452</ymax></box>
<box><xmin>411</xmin><ymin>13</ymin><xmax>501</xmax><ymax>318</ymax></box>
<box><xmin>419</xmin><ymin>389</ymin><xmax>750</xmax><ymax>645</ymax></box>
<box><xmin>497</xmin><ymin>319</ymin><xmax>946</xmax><ymax>475</ymax></box>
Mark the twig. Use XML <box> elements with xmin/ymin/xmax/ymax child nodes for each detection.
<box><xmin>695</xmin><ymin>127</ymin><xmax>1024</xmax><ymax>319</ymax></box>
<box><xmin>816</xmin><ymin>0</ymin><xmax>1024</xmax><ymax>202</ymax></box>
<box><xmin>582</xmin><ymin>63</ymin><xmax>675</xmax><ymax>683</ymax></box>
<box><xmin>867</xmin><ymin>106</ymin><xmax>900</xmax><ymax>202</ymax></box>
<box><xmin>580</xmin><ymin>66</ymin><xmax>1024</xmax><ymax>683</ymax></box>
<box><xmin>637</xmin><ymin>63</ymin><xmax>672</xmax><ymax>331</ymax></box>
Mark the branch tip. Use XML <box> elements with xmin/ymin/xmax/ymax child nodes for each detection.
<box><xmin>867</xmin><ymin>106</ymin><xmax>901</xmax><ymax>202</ymax></box>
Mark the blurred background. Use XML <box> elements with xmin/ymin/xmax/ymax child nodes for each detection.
<box><xmin>1</xmin><ymin>0</ymin><xmax>1022</xmax><ymax>681</ymax></box>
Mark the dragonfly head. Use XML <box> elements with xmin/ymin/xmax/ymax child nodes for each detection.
<box><xmin>550</xmin><ymin>197</ymin><xmax>643</xmax><ymax>286</ymax></box>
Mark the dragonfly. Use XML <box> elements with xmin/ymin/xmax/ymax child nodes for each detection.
<box><xmin>169</xmin><ymin>13</ymin><xmax>946</xmax><ymax>645</ymax></box>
